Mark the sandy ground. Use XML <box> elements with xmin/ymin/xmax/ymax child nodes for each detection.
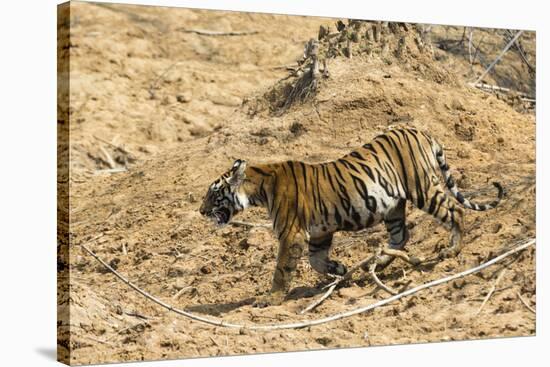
<box><xmin>58</xmin><ymin>2</ymin><xmax>536</xmax><ymax>365</ymax></box>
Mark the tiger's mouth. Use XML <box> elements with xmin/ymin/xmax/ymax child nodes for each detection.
<box><xmin>211</xmin><ymin>207</ymin><xmax>231</xmax><ymax>226</ymax></box>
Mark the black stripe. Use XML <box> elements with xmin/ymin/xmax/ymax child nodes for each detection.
<box><xmin>428</xmin><ymin>190</ymin><xmax>442</xmax><ymax>214</ymax></box>
<box><xmin>299</xmin><ymin>162</ymin><xmax>308</xmax><ymax>192</ymax></box>
<box><xmin>251</xmin><ymin>166</ymin><xmax>271</xmax><ymax>177</ymax></box>
<box><xmin>401</xmin><ymin>130</ymin><xmax>425</xmax><ymax>209</ymax></box>
<box><xmin>332</xmin><ymin>161</ymin><xmax>346</xmax><ymax>182</ymax></box>
<box><xmin>334</xmin><ymin>207</ymin><xmax>342</xmax><ymax>227</ymax></box>
<box><xmin>380</xmin><ymin>134</ymin><xmax>411</xmax><ymax>200</ymax></box>
<box><xmin>358</xmin><ymin>163</ymin><xmax>376</xmax><ymax>181</ymax></box>
<box><xmin>350</xmin><ymin>151</ymin><xmax>366</xmax><ymax>160</ymax></box>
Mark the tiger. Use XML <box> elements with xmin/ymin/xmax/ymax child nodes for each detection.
<box><xmin>199</xmin><ymin>127</ymin><xmax>503</xmax><ymax>307</ymax></box>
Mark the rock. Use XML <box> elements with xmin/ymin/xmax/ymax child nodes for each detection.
<box><xmin>208</xmin><ymin>93</ymin><xmax>241</xmax><ymax>107</ymax></box>
<box><xmin>315</xmin><ymin>337</ymin><xmax>332</xmax><ymax>346</ymax></box>
<box><xmin>289</xmin><ymin>122</ymin><xmax>306</xmax><ymax>137</ymax></box>
<box><xmin>505</xmin><ymin>323</ymin><xmax>518</xmax><ymax>331</ymax></box>
<box><xmin>457</xmin><ymin>149</ymin><xmax>471</xmax><ymax>159</ymax></box>
<box><xmin>176</xmin><ymin>91</ymin><xmax>192</xmax><ymax>103</ymax></box>
<box><xmin>452</xmin><ymin>279</ymin><xmax>466</xmax><ymax>289</ymax></box>
<box><xmin>451</xmin><ymin>98</ymin><xmax>466</xmax><ymax>111</ymax></box>
<box><xmin>161</xmin><ymin>95</ymin><xmax>176</xmax><ymax>105</ymax></box>
<box><xmin>167</xmin><ymin>265</ymin><xmax>186</xmax><ymax>278</ymax></box>
<box><xmin>238</xmin><ymin>238</ymin><xmax>250</xmax><ymax>250</ymax></box>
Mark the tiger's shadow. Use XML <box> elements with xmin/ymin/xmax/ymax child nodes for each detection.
<box><xmin>184</xmin><ymin>285</ymin><xmax>330</xmax><ymax>316</ymax></box>
<box><xmin>184</xmin><ymin>262</ymin><xmax>437</xmax><ymax>317</ymax></box>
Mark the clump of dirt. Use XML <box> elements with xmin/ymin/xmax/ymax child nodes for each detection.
<box><xmin>60</xmin><ymin>3</ymin><xmax>536</xmax><ymax>365</ymax></box>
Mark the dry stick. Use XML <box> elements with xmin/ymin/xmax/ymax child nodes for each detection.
<box><xmin>475</xmin><ymin>268</ymin><xmax>507</xmax><ymax>316</ymax></box>
<box><xmin>80</xmin><ymin>238</ymin><xmax>534</xmax><ymax>330</ymax></box>
<box><xmin>99</xmin><ymin>145</ymin><xmax>116</xmax><ymax>169</ymax></box>
<box><xmin>470</xmin><ymin>82</ymin><xmax>534</xmax><ymax>99</ymax></box>
<box><xmin>505</xmin><ymin>30</ymin><xmax>535</xmax><ymax>73</ymax></box>
<box><xmin>472</xmin><ymin>30</ymin><xmax>524</xmax><ymax>85</ymax></box>
<box><xmin>148</xmin><ymin>61</ymin><xmax>181</xmax><ymax>99</ymax></box>
<box><xmin>82</xmin><ymin>335</ymin><xmax>115</xmax><ymax>347</ymax></box>
<box><xmin>468</xmin><ymin>28</ymin><xmax>474</xmax><ymax>65</ymax></box>
<box><xmin>382</xmin><ymin>247</ymin><xmax>423</xmax><ymax>266</ymax></box>
<box><xmin>369</xmin><ymin>261</ymin><xmax>398</xmax><ymax>295</ymax></box>
<box><xmin>93</xmin><ymin>135</ymin><xmax>132</xmax><ymax>155</ymax></box>
<box><xmin>172</xmin><ymin>286</ymin><xmax>193</xmax><ymax>300</ymax></box>
<box><xmin>517</xmin><ymin>292</ymin><xmax>536</xmax><ymax>314</ymax></box>
<box><xmin>300</xmin><ymin>283</ymin><xmax>339</xmax><ymax>315</ymax></box>
<box><xmin>178</xmin><ymin>29</ymin><xmax>258</xmax><ymax>36</ymax></box>
<box><xmin>299</xmin><ymin>255</ymin><xmax>376</xmax><ymax>314</ymax></box>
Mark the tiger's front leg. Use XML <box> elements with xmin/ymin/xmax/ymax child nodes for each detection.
<box><xmin>253</xmin><ymin>231</ymin><xmax>306</xmax><ymax>308</ymax></box>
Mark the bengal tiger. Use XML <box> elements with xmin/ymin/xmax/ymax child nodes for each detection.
<box><xmin>199</xmin><ymin>127</ymin><xmax>503</xmax><ymax>307</ymax></box>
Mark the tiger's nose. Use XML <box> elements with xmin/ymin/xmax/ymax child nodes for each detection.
<box><xmin>199</xmin><ymin>205</ymin><xmax>206</xmax><ymax>216</ymax></box>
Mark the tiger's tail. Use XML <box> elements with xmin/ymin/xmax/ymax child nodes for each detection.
<box><xmin>434</xmin><ymin>143</ymin><xmax>503</xmax><ymax>211</ymax></box>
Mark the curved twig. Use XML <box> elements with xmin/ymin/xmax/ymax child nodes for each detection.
<box><xmin>80</xmin><ymin>238</ymin><xmax>535</xmax><ymax>330</ymax></box>
<box><xmin>369</xmin><ymin>261</ymin><xmax>398</xmax><ymax>295</ymax></box>
<box><xmin>517</xmin><ymin>292</ymin><xmax>536</xmax><ymax>314</ymax></box>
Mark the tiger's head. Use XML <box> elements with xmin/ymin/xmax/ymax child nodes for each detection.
<box><xmin>199</xmin><ymin>159</ymin><xmax>248</xmax><ymax>226</ymax></box>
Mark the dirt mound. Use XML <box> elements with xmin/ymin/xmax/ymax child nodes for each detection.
<box><xmin>247</xmin><ymin>20</ymin><xmax>457</xmax><ymax>116</ymax></box>
<box><xmin>61</xmin><ymin>3</ymin><xmax>536</xmax><ymax>365</ymax></box>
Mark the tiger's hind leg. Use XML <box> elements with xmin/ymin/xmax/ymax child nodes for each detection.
<box><xmin>375</xmin><ymin>199</ymin><xmax>410</xmax><ymax>270</ymax></box>
<box><xmin>308</xmin><ymin>234</ymin><xmax>348</xmax><ymax>276</ymax></box>
<box><xmin>421</xmin><ymin>187</ymin><xmax>465</xmax><ymax>259</ymax></box>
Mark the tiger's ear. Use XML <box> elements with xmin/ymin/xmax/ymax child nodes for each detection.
<box><xmin>227</xmin><ymin>159</ymin><xmax>247</xmax><ymax>187</ymax></box>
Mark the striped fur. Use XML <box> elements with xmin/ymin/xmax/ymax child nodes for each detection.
<box><xmin>199</xmin><ymin>127</ymin><xmax>503</xmax><ymax>307</ymax></box>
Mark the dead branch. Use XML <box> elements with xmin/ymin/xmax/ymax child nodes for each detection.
<box><xmin>475</xmin><ymin>268</ymin><xmax>506</xmax><ymax>316</ymax></box>
<box><xmin>99</xmin><ymin>145</ymin><xmax>116</xmax><ymax>169</ymax></box>
<box><xmin>505</xmin><ymin>30</ymin><xmax>535</xmax><ymax>74</ymax></box>
<box><xmin>382</xmin><ymin>247</ymin><xmax>423</xmax><ymax>266</ymax></box>
<box><xmin>517</xmin><ymin>292</ymin><xmax>535</xmax><ymax>314</ymax></box>
<box><xmin>473</xmin><ymin>30</ymin><xmax>524</xmax><ymax>85</ymax></box>
<box><xmin>172</xmin><ymin>286</ymin><xmax>194</xmax><ymax>300</ymax></box>
<box><xmin>469</xmin><ymin>82</ymin><xmax>535</xmax><ymax>102</ymax></box>
<box><xmin>300</xmin><ymin>282</ymin><xmax>338</xmax><ymax>314</ymax></box>
<box><xmin>370</xmin><ymin>260</ymin><xmax>398</xmax><ymax>295</ymax></box>
<box><xmin>80</xmin><ymin>237</ymin><xmax>534</xmax><ymax>330</ymax></box>
<box><xmin>178</xmin><ymin>28</ymin><xmax>258</xmax><ymax>36</ymax></box>
<box><xmin>278</xmin><ymin>39</ymin><xmax>321</xmax><ymax>114</ymax></box>
<box><xmin>147</xmin><ymin>61</ymin><xmax>181</xmax><ymax>99</ymax></box>
<box><xmin>300</xmin><ymin>254</ymin><xmax>375</xmax><ymax>314</ymax></box>
<box><xmin>93</xmin><ymin>135</ymin><xmax>135</xmax><ymax>159</ymax></box>
<box><xmin>468</xmin><ymin>28</ymin><xmax>474</xmax><ymax>65</ymax></box>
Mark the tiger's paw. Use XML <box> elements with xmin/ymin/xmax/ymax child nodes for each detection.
<box><xmin>253</xmin><ymin>292</ymin><xmax>285</xmax><ymax>308</ymax></box>
<box><xmin>327</xmin><ymin>260</ymin><xmax>347</xmax><ymax>276</ymax></box>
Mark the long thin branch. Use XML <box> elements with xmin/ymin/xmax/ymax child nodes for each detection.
<box><xmin>178</xmin><ymin>28</ymin><xmax>258</xmax><ymax>36</ymax></box>
<box><xmin>80</xmin><ymin>238</ymin><xmax>534</xmax><ymax>330</ymax></box>
<box><xmin>473</xmin><ymin>30</ymin><xmax>524</xmax><ymax>85</ymax></box>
